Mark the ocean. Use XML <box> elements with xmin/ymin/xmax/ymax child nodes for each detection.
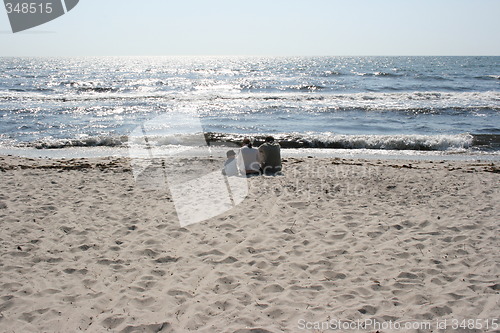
<box><xmin>0</xmin><ymin>56</ymin><xmax>499</xmax><ymax>159</ymax></box>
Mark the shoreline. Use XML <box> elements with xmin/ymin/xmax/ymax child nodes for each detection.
<box><xmin>1</xmin><ymin>153</ymin><xmax>499</xmax><ymax>171</ymax></box>
<box><xmin>0</xmin><ymin>155</ymin><xmax>498</xmax><ymax>332</ymax></box>
<box><xmin>1</xmin><ymin>146</ymin><xmax>500</xmax><ymax>162</ymax></box>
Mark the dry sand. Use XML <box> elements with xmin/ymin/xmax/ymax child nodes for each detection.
<box><xmin>0</xmin><ymin>155</ymin><xmax>499</xmax><ymax>333</ymax></box>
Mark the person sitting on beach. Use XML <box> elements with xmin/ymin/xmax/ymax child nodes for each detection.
<box><xmin>222</xmin><ymin>150</ymin><xmax>239</xmax><ymax>176</ymax></box>
<box><xmin>238</xmin><ymin>138</ymin><xmax>260</xmax><ymax>175</ymax></box>
<box><xmin>258</xmin><ymin>136</ymin><xmax>282</xmax><ymax>175</ymax></box>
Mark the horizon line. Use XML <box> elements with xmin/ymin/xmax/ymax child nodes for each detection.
<box><xmin>1</xmin><ymin>54</ymin><xmax>499</xmax><ymax>58</ymax></box>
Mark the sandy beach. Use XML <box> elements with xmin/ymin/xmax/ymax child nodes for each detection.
<box><xmin>0</xmin><ymin>155</ymin><xmax>498</xmax><ymax>333</ymax></box>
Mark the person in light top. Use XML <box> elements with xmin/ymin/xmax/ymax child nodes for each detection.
<box><xmin>239</xmin><ymin>138</ymin><xmax>260</xmax><ymax>175</ymax></box>
<box><xmin>222</xmin><ymin>150</ymin><xmax>239</xmax><ymax>176</ymax></box>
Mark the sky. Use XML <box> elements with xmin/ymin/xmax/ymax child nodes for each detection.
<box><xmin>1</xmin><ymin>0</ymin><xmax>499</xmax><ymax>56</ymax></box>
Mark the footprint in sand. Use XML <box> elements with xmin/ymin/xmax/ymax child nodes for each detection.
<box><xmin>358</xmin><ymin>305</ymin><xmax>378</xmax><ymax>315</ymax></box>
<box><xmin>101</xmin><ymin>315</ymin><xmax>125</xmax><ymax>330</ymax></box>
<box><xmin>262</xmin><ymin>284</ymin><xmax>284</xmax><ymax>293</ymax></box>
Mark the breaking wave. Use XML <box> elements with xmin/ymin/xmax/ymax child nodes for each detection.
<box><xmin>19</xmin><ymin>132</ymin><xmax>484</xmax><ymax>152</ymax></box>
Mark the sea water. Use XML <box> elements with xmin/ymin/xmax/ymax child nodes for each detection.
<box><xmin>0</xmin><ymin>56</ymin><xmax>499</xmax><ymax>159</ymax></box>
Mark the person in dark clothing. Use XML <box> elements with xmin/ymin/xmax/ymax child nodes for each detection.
<box><xmin>258</xmin><ymin>136</ymin><xmax>282</xmax><ymax>175</ymax></box>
